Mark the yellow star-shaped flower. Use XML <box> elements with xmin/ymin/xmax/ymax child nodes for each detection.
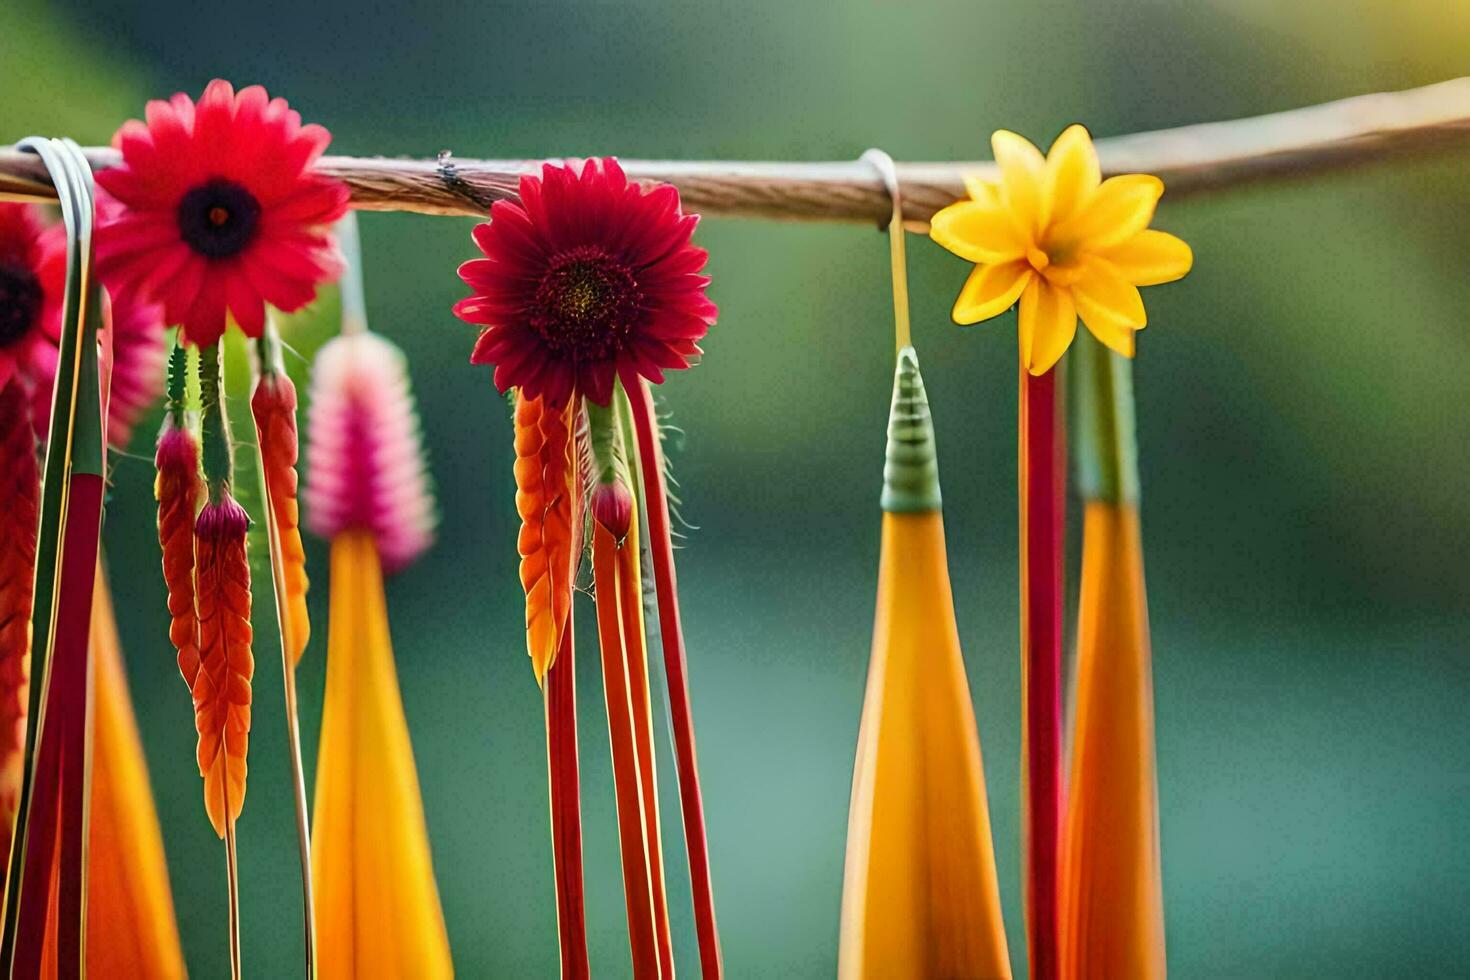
<box><xmin>929</xmin><ymin>125</ymin><xmax>1193</xmax><ymax>374</ymax></box>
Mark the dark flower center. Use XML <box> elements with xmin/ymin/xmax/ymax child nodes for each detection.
<box><xmin>530</xmin><ymin>246</ymin><xmax>643</xmax><ymax>361</ymax></box>
<box><xmin>176</xmin><ymin>179</ymin><xmax>262</xmax><ymax>259</ymax></box>
<box><xmin>0</xmin><ymin>259</ymin><xmax>42</xmax><ymax>350</ymax></box>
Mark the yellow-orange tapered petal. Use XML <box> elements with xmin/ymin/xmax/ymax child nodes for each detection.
<box><xmin>839</xmin><ymin>511</ymin><xmax>1011</xmax><ymax>979</ymax></box>
<box><xmin>312</xmin><ymin>530</ymin><xmax>451</xmax><ymax>979</ymax></box>
<box><xmin>87</xmin><ymin>566</ymin><xmax>186</xmax><ymax>979</ymax></box>
<box><xmin>1060</xmin><ymin>503</ymin><xmax>1165</xmax><ymax>979</ymax></box>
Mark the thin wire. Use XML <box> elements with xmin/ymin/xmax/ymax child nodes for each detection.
<box><xmin>862</xmin><ymin>149</ymin><xmax>912</xmax><ymax>354</ymax></box>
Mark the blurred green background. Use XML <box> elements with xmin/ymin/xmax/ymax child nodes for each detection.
<box><xmin>6</xmin><ymin>0</ymin><xmax>1470</xmax><ymax>975</ymax></box>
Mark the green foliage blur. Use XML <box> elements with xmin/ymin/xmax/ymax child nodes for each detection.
<box><xmin>5</xmin><ymin>0</ymin><xmax>1468</xmax><ymax>974</ymax></box>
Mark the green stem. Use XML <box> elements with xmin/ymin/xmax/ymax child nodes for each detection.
<box><xmin>1070</xmin><ymin>330</ymin><xmax>1140</xmax><ymax>505</ymax></box>
<box><xmin>200</xmin><ymin>342</ymin><xmax>233</xmax><ymax>499</ymax></box>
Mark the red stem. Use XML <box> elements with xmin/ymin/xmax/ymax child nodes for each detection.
<box><xmin>13</xmin><ymin>473</ymin><xmax>103</xmax><ymax>976</ymax></box>
<box><xmin>627</xmin><ymin>381</ymin><xmax>723</xmax><ymax>979</ymax></box>
<box><xmin>1020</xmin><ymin>367</ymin><xmax>1064</xmax><ymax>980</ymax></box>
<box><xmin>618</xmin><ymin>539</ymin><xmax>674</xmax><ymax>977</ymax></box>
<box><xmin>545</xmin><ymin>618</ymin><xmax>589</xmax><ymax>979</ymax></box>
<box><xmin>592</xmin><ymin>526</ymin><xmax>661</xmax><ymax>977</ymax></box>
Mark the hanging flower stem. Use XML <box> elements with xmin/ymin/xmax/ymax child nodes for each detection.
<box><xmin>592</xmin><ymin>521</ymin><xmax>662</xmax><ymax>976</ymax></box>
<box><xmin>543</xmin><ymin>623</ymin><xmax>588</xmax><ymax>979</ymax></box>
<box><xmin>626</xmin><ymin>379</ymin><xmax>723</xmax><ymax>978</ymax></box>
<box><xmin>1061</xmin><ymin>332</ymin><xmax>1165</xmax><ymax>978</ymax></box>
<box><xmin>0</xmin><ymin>139</ymin><xmax>102</xmax><ymax>976</ymax></box>
<box><xmin>197</xmin><ymin>342</ymin><xmax>249</xmax><ymax>980</ymax></box>
<box><xmin>1020</xmin><ymin>362</ymin><xmax>1065</xmax><ymax>980</ymax></box>
<box><xmin>249</xmin><ymin>322</ymin><xmax>316</xmax><ymax>977</ymax></box>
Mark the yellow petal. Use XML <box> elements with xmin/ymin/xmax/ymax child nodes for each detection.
<box><xmin>88</xmin><ymin>565</ymin><xmax>186</xmax><ymax>979</ymax></box>
<box><xmin>1082</xmin><ymin>318</ymin><xmax>1136</xmax><ymax>358</ymax></box>
<box><xmin>953</xmin><ymin>261</ymin><xmax>1032</xmax><ymax>325</ymax></box>
<box><xmin>313</xmin><ymin>531</ymin><xmax>453</xmax><ymax>979</ymax></box>
<box><xmin>991</xmin><ymin>129</ymin><xmax>1049</xmax><ymax>236</ymax></box>
<box><xmin>963</xmin><ymin>175</ymin><xmax>1002</xmax><ymax>206</ymax></box>
<box><xmin>1099</xmin><ymin>229</ymin><xmax>1193</xmax><ymax>286</ymax></box>
<box><xmin>929</xmin><ymin>199</ymin><xmax>1029</xmax><ymax>265</ymax></box>
<box><xmin>1072</xmin><ymin>258</ymin><xmax>1148</xmax><ymax>348</ymax></box>
<box><xmin>1019</xmin><ymin>277</ymin><xmax>1078</xmax><ymax>375</ymax></box>
<box><xmin>1046</xmin><ymin>124</ymin><xmax>1101</xmax><ymax>226</ymax></box>
<box><xmin>840</xmin><ymin>512</ymin><xmax>1012</xmax><ymax>979</ymax></box>
<box><xmin>1057</xmin><ymin>174</ymin><xmax>1164</xmax><ymax>251</ymax></box>
<box><xmin>1061</xmin><ymin>503</ymin><xmax>1166</xmax><ymax>979</ymax></box>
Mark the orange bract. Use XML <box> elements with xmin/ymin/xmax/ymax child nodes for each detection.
<box><xmin>192</xmin><ymin>498</ymin><xmax>254</xmax><ymax>838</ymax></box>
<box><xmin>0</xmin><ymin>383</ymin><xmax>37</xmax><ymax>862</ymax></box>
<box><xmin>252</xmin><ymin>371</ymin><xmax>310</xmax><ymax>667</ymax></box>
<box><xmin>840</xmin><ymin>511</ymin><xmax>1011</xmax><ymax>979</ymax></box>
<box><xmin>155</xmin><ymin>424</ymin><xmax>202</xmax><ymax>687</ymax></box>
<box><xmin>87</xmin><ymin>565</ymin><xmax>186</xmax><ymax>978</ymax></box>
<box><xmin>515</xmin><ymin>392</ymin><xmax>575</xmax><ymax>683</ymax></box>
<box><xmin>1060</xmin><ymin>503</ymin><xmax>1165</xmax><ymax>979</ymax></box>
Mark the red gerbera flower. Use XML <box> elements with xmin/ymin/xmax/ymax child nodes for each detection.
<box><xmin>96</xmin><ymin>79</ymin><xmax>350</xmax><ymax>348</ymax></box>
<box><xmin>0</xmin><ymin>203</ymin><xmax>64</xmax><ymax>423</ymax></box>
<box><xmin>453</xmin><ymin>158</ymin><xmax>717</xmax><ymax>407</ymax></box>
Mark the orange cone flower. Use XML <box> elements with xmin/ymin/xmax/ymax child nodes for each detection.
<box><xmin>839</xmin><ymin>348</ymin><xmax>1011</xmax><ymax>979</ymax></box>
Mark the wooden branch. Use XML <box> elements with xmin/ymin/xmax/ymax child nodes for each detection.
<box><xmin>3</xmin><ymin>77</ymin><xmax>1468</xmax><ymax>227</ymax></box>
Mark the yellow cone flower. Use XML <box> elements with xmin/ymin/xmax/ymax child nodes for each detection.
<box><xmin>312</xmin><ymin>531</ymin><xmax>452</xmax><ymax>978</ymax></box>
<box><xmin>87</xmin><ymin>563</ymin><xmax>186</xmax><ymax>978</ymax></box>
<box><xmin>839</xmin><ymin>348</ymin><xmax>1011</xmax><ymax>979</ymax></box>
<box><xmin>929</xmin><ymin>125</ymin><xmax>1193</xmax><ymax>374</ymax></box>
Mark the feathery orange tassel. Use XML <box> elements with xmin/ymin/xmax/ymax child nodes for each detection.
<box><xmin>515</xmin><ymin>392</ymin><xmax>575</xmax><ymax>684</ymax></box>
<box><xmin>192</xmin><ymin>495</ymin><xmax>254</xmax><ymax>838</ymax></box>
<box><xmin>0</xmin><ymin>383</ymin><xmax>37</xmax><ymax>864</ymax></box>
<box><xmin>156</xmin><ymin>422</ymin><xmax>202</xmax><ymax>688</ymax></box>
<box><xmin>252</xmin><ymin>370</ymin><xmax>310</xmax><ymax>667</ymax></box>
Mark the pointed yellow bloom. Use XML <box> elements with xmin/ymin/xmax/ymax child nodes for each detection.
<box><xmin>840</xmin><ymin>349</ymin><xmax>1011</xmax><ymax>979</ymax></box>
<box><xmin>312</xmin><ymin>531</ymin><xmax>452</xmax><ymax>978</ymax></box>
<box><xmin>1060</xmin><ymin>503</ymin><xmax>1165</xmax><ymax>979</ymax></box>
<box><xmin>87</xmin><ymin>565</ymin><xmax>186</xmax><ymax>979</ymax></box>
<box><xmin>930</xmin><ymin>125</ymin><xmax>1193</xmax><ymax>374</ymax></box>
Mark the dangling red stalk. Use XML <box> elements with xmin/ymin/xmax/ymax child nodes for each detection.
<box><xmin>13</xmin><ymin>472</ymin><xmax>103</xmax><ymax>978</ymax></box>
<box><xmin>0</xmin><ymin>384</ymin><xmax>38</xmax><ymax>868</ymax></box>
<box><xmin>626</xmin><ymin>379</ymin><xmax>722</xmax><ymax>978</ymax></box>
<box><xmin>544</xmin><ymin>622</ymin><xmax>588</xmax><ymax>979</ymax></box>
<box><xmin>1020</xmin><ymin>363</ymin><xmax>1065</xmax><ymax>980</ymax></box>
<box><xmin>592</xmin><ymin>522</ymin><xmax>662</xmax><ymax>977</ymax></box>
<box><xmin>617</xmin><ymin>516</ymin><xmax>675</xmax><ymax>977</ymax></box>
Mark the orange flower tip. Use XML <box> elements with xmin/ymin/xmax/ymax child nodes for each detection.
<box><xmin>196</xmin><ymin>495</ymin><xmax>249</xmax><ymax>540</ymax></box>
<box><xmin>592</xmin><ymin>480</ymin><xmax>633</xmax><ymax>541</ymax></box>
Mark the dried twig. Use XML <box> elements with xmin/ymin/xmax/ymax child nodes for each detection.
<box><xmin>2</xmin><ymin>77</ymin><xmax>1468</xmax><ymax>226</ymax></box>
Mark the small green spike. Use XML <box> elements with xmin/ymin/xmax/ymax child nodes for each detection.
<box><xmin>880</xmin><ymin>346</ymin><xmax>942</xmax><ymax>513</ymax></box>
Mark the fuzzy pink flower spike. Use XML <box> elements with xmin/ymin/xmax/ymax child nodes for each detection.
<box><xmin>304</xmin><ymin>332</ymin><xmax>435</xmax><ymax>571</ymax></box>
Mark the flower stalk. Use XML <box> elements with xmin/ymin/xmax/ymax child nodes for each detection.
<box><xmin>250</xmin><ymin>320</ymin><xmax>317</xmax><ymax>975</ymax></box>
<box><xmin>2</xmin><ymin>137</ymin><xmax>107</xmax><ymax>976</ymax></box>
<box><xmin>1019</xmin><ymin>362</ymin><xmax>1065</xmax><ymax>980</ymax></box>
<box><xmin>839</xmin><ymin>348</ymin><xmax>1011</xmax><ymax>978</ymax></box>
<box><xmin>1060</xmin><ymin>331</ymin><xmax>1164</xmax><ymax>978</ymax></box>
<box><xmin>195</xmin><ymin>342</ymin><xmax>251</xmax><ymax>980</ymax></box>
<box><xmin>626</xmin><ymin>379</ymin><xmax>723</xmax><ymax>978</ymax></box>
